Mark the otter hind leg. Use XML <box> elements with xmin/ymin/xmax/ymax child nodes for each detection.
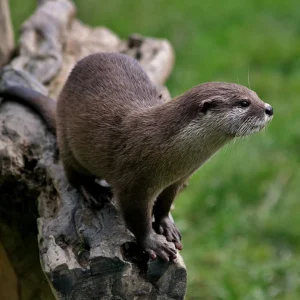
<box><xmin>79</xmin><ymin>179</ymin><xmax>112</xmax><ymax>209</ymax></box>
<box><xmin>60</xmin><ymin>143</ymin><xmax>112</xmax><ymax>208</ymax></box>
<box><xmin>64</xmin><ymin>162</ymin><xmax>112</xmax><ymax>209</ymax></box>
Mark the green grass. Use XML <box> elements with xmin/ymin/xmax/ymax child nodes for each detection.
<box><xmin>9</xmin><ymin>0</ymin><xmax>300</xmax><ymax>298</ymax></box>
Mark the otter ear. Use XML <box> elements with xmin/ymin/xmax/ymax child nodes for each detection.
<box><xmin>200</xmin><ymin>99</ymin><xmax>214</xmax><ymax>114</ymax></box>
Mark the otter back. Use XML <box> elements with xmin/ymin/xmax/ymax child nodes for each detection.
<box><xmin>56</xmin><ymin>53</ymin><xmax>162</xmax><ymax>180</ymax></box>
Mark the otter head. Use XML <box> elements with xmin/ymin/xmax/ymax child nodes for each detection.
<box><xmin>196</xmin><ymin>82</ymin><xmax>273</xmax><ymax>137</ymax></box>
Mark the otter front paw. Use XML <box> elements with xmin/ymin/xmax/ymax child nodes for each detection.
<box><xmin>154</xmin><ymin>216</ymin><xmax>183</xmax><ymax>250</ymax></box>
<box><xmin>140</xmin><ymin>233</ymin><xmax>177</xmax><ymax>262</ymax></box>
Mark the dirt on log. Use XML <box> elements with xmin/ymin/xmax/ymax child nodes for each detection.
<box><xmin>0</xmin><ymin>0</ymin><xmax>187</xmax><ymax>299</ymax></box>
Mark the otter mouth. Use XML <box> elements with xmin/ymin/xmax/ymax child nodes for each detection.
<box><xmin>234</xmin><ymin>116</ymin><xmax>273</xmax><ymax>137</ymax></box>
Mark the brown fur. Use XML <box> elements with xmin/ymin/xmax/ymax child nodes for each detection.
<box><xmin>0</xmin><ymin>52</ymin><xmax>273</xmax><ymax>261</ymax></box>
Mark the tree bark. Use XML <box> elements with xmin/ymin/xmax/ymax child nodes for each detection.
<box><xmin>0</xmin><ymin>0</ymin><xmax>186</xmax><ymax>299</ymax></box>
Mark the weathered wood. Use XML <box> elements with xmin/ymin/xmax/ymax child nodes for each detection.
<box><xmin>10</xmin><ymin>0</ymin><xmax>76</xmax><ymax>84</ymax></box>
<box><xmin>0</xmin><ymin>0</ymin><xmax>186</xmax><ymax>299</ymax></box>
<box><xmin>0</xmin><ymin>0</ymin><xmax>14</xmax><ymax>66</ymax></box>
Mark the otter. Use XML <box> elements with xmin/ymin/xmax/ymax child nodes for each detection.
<box><xmin>0</xmin><ymin>52</ymin><xmax>273</xmax><ymax>261</ymax></box>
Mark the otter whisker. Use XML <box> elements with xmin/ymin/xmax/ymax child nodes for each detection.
<box><xmin>236</xmin><ymin>116</ymin><xmax>252</xmax><ymax>136</ymax></box>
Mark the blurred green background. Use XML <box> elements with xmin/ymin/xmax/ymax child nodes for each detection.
<box><xmin>10</xmin><ymin>0</ymin><xmax>300</xmax><ymax>299</ymax></box>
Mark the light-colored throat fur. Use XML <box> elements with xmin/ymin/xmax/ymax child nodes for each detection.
<box><xmin>174</xmin><ymin>115</ymin><xmax>231</xmax><ymax>165</ymax></box>
<box><xmin>121</xmin><ymin>98</ymin><xmax>232</xmax><ymax>187</ymax></box>
<box><xmin>165</xmin><ymin>115</ymin><xmax>232</xmax><ymax>181</ymax></box>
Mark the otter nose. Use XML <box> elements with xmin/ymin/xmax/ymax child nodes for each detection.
<box><xmin>265</xmin><ymin>104</ymin><xmax>273</xmax><ymax>116</ymax></box>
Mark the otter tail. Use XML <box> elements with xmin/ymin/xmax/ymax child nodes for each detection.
<box><xmin>0</xmin><ymin>86</ymin><xmax>56</xmax><ymax>134</ymax></box>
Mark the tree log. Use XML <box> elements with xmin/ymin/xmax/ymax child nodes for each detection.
<box><xmin>0</xmin><ymin>0</ymin><xmax>187</xmax><ymax>299</ymax></box>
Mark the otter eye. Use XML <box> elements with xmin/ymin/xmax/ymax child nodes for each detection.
<box><xmin>239</xmin><ymin>100</ymin><xmax>250</xmax><ymax>108</ymax></box>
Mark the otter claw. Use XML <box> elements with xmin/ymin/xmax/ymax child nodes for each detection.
<box><xmin>141</xmin><ymin>232</ymin><xmax>177</xmax><ymax>262</ymax></box>
<box><xmin>154</xmin><ymin>216</ymin><xmax>183</xmax><ymax>250</ymax></box>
